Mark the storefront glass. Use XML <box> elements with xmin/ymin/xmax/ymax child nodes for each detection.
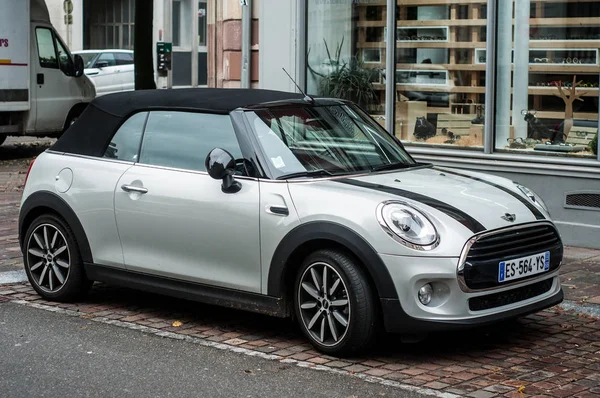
<box><xmin>306</xmin><ymin>1</ymin><xmax>388</xmax><ymax>125</ymax></box>
<box><xmin>494</xmin><ymin>0</ymin><xmax>599</xmax><ymax>159</ymax></box>
<box><xmin>305</xmin><ymin>0</ymin><xmax>599</xmax><ymax>160</ymax></box>
<box><xmin>394</xmin><ymin>2</ymin><xmax>487</xmax><ymax>149</ymax></box>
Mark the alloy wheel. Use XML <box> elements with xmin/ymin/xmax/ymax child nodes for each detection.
<box><xmin>26</xmin><ymin>224</ymin><xmax>71</xmax><ymax>293</ymax></box>
<box><xmin>297</xmin><ymin>262</ymin><xmax>351</xmax><ymax>347</ymax></box>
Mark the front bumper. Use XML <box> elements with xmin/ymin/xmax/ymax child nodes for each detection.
<box><xmin>379</xmin><ymin>254</ymin><xmax>564</xmax><ymax>334</ymax></box>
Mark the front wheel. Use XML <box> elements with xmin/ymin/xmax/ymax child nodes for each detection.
<box><xmin>294</xmin><ymin>249</ymin><xmax>378</xmax><ymax>356</ymax></box>
<box><xmin>23</xmin><ymin>214</ymin><xmax>92</xmax><ymax>302</ymax></box>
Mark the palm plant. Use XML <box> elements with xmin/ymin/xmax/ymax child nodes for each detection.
<box><xmin>307</xmin><ymin>37</ymin><xmax>378</xmax><ymax>109</ymax></box>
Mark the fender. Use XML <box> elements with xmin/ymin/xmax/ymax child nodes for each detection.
<box><xmin>19</xmin><ymin>191</ymin><xmax>93</xmax><ymax>264</ymax></box>
<box><xmin>267</xmin><ymin>221</ymin><xmax>399</xmax><ymax>300</ymax></box>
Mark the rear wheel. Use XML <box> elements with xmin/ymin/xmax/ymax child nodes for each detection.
<box><xmin>294</xmin><ymin>249</ymin><xmax>378</xmax><ymax>356</ymax></box>
<box><xmin>23</xmin><ymin>214</ymin><xmax>91</xmax><ymax>302</ymax></box>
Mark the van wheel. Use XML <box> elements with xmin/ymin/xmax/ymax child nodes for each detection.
<box><xmin>23</xmin><ymin>214</ymin><xmax>92</xmax><ymax>302</ymax></box>
<box><xmin>63</xmin><ymin>105</ymin><xmax>87</xmax><ymax>132</ymax></box>
<box><xmin>294</xmin><ymin>249</ymin><xmax>377</xmax><ymax>356</ymax></box>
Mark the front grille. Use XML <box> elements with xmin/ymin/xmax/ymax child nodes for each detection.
<box><xmin>469</xmin><ymin>278</ymin><xmax>553</xmax><ymax>311</ymax></box>
<box><xmin>462</xmin><ymin>223</ymin><xmax>563</xmax><ymax>290</ymax></box>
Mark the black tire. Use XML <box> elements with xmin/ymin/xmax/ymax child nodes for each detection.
<box><xmin>293</xmin><ymin>249</ymin><xmax>378</xmax><ymax>356</ymax></box>
<box><xmin>23</xmin><ymin>214</ymin><xmax>92</xmax><ymax>302</ymax></box>
<box><xmin>63</xmin><ymin>104</ymin><xmax>86</xmax><ymax>132</ymax></box>
<box><xmin>0</xmin><ymin>134</ymin><xmax>7</xmax><ymax>146</ymax></box>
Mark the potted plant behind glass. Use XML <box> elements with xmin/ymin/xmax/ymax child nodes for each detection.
<box><xmin>307</xmin><ymin>37</ymin><xmax>378</xmax><ymax>110</ymax></box>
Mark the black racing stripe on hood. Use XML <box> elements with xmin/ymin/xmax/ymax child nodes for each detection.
<box><xmin>337</xmin><ymin>179</ymin><xmax>486</xmax><ymax>233</ymax></box>
<box><xmin>437</xmin><ymin>168</ymin><xmax>546</xmax><ymax>220</ymax></box>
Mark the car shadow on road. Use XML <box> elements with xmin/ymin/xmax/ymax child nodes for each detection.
<box><xmin>83</xmin><ymin>283</ymin><xmax>566</xmax><ymax>361</ymax></box>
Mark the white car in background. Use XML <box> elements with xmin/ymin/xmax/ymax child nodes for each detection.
<box><xmin>73</xmin><ymin>49</ymin><xmax>134</xmax><ymax>96</ymax></box>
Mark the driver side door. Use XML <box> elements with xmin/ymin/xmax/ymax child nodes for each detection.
<box><xmin>113</xmin><ymin>111</ymin><xmax>262</xmax><ymax>292</ymax></box>
<box><xmin>87</xmin><ymin>52</ymin><xmax>121</xmax><ymax>95</ymax></box>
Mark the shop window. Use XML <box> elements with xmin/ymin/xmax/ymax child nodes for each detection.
<box><xmin>173</xmin><ymin>0</ymin><xmax>192</xmax><ymax>49</ymax></box>
<box><xmin>307</xmin><ymin>1</ymin><xmax>389</xmax><ymax>118</ymax></box>
<box><xmin>394</xmin><ymin>3</ymin><xmax>486</xmax><ymax>149</ymax></box>
<box><xmin>199</xmin><ymin>1</ymin><xmax>207</xmax><ymax>48</ymax></box>
<box><xmin>494</xmin><ymin>0</ymin><xmax>599</xmax><ymax>159</ymax></box>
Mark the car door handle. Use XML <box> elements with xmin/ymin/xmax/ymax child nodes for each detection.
<box><xmin>121</xmin><ymin>185</ymin><xmax>148</xmax><ymax>194</ymax></box>
<box><xmin>266</xmin><ymin>205</ymin><xmax>289</xmax><ymax>216</ymax></box>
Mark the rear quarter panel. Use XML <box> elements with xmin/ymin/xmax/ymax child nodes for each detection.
<box><xmin>21</xmin><ymin>151</ymin><xmax>132</xmax><ymax>268</ymax></box>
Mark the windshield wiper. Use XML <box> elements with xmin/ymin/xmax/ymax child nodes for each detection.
<box><xmin>276</xmin><ymin>169</ymin><xmax>334</xmax><ymax>180</ymax></box>
<box><xmin>370</xmin><ymin>162</ymin><xmax>414</xmax><ymax>172</ymax></box>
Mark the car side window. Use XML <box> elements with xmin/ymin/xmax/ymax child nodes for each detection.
<box><xmin>103</xmin><ymin>112</ymin><xmax>147</xmax><ymax>162</ymax></box>
<box><xmin>139</xmin><ymin>111</ymin><xmax>243</xmax><ymax>173</ymax></box>
<box><xmin>96</xmin><ymin>52</ymin><xmax>117</xmax><ymax>67</ymax></box>
<box><xmin>35</xmin><ymin>28</ymin><xmax>58</xmax><ymax>69</ymax></box>
<box><xmin>115</xmin><ymin>52</ymin><xmax>134</xmax><ymax>65</ymax></box>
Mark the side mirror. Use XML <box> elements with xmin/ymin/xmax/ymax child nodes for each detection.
<box><xmin>96</xmin><ymin>61</ymin><xmax>109</xmax><ymax>69</ymax></box>
<box><xmin>205</xmin><ymin>148</ymin><xmax>242</xmax><ymax>194</ymax></box>
<box><xmin>73</xmin><ymin>54</ymin><xmax>84</xmax><ymax>77</ymax></box>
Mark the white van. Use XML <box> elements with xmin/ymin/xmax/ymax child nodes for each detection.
<box><xmin>0</xmin><ymin>0</ymin><xmax>95</xmax><ymax>145</ymax></box>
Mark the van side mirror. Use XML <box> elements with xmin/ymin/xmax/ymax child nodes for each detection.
<box><xmin>205</xmin><ymin>148</ymin><xmax>242</xmax><ymax>194</ymax></box>
<box><xmin>73</xmin><ymin>54</ymin><xmax>84</xmax><ymax>77</ymax></box>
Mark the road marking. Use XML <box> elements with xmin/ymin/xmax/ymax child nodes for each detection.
<box><xmin>0</xmin><ymin>270</ymin><xmax>27</xmax><ymax>284</ymax></box>
<box><xmin>9</xmin><ymin>299</ymin><xmax>458</xmax><ymax>398</ymax></box>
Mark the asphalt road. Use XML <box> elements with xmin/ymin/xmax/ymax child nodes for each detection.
<box><xmin>0</xmin><ymin>302</ymin><xmax>423</xmax><ymax>398</ymax></box>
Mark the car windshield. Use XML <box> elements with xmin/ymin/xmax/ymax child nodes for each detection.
<box><xmin>78</xmin><ymin>52</ymin><xmax>99</xmax><ymax>68</ymax></box>
<box><xmin>247</xmin><ymin>104</ymin><xmax>416</xmax><ymax>179</ymax></box>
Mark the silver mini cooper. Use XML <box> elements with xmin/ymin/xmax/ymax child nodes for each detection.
<box><xmin>19</xmin><ymin>88</ymin><xmax>564</xmax><ymax>355</ymax></box>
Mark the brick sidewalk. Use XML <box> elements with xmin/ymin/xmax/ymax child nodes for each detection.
<box><xmin>1</xmin><ymin>153</ymin><xmax>599</xmax><ymax>398</ymax></box>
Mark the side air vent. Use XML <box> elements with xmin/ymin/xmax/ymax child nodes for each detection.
<box><xmin>565</xmin><ymin>191</ymin><xmax>600</xmax><ymax>211</ymax></box>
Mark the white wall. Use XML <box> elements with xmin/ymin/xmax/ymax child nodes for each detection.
<box><xmin>258</xmin><ymin>0</ymin><xmax>299</xmax><ymax>92</ymax></box>
<box><xmin>45</xmin><ymin>0</ymin><xmax>83</xmax><ymax>51</ymax></box>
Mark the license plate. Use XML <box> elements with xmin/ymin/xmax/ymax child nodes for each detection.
<box><xmin>498</xmin><ymin>251</ymin><xmax>550</xmax><ymax>283</ymax></box>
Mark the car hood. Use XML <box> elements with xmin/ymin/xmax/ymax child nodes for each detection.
<box><xmin>336</xmin><ymin>165</ymin><xmax>547</xmax><ymax>233</ymax></box>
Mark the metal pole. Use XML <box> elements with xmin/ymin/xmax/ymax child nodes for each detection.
<box><xmin>483</xmin><ymin>0</ymin><xmax>498</xmax><ymax>154</ymax></box>
<box><xmin>495</xmin><ymin>0</ymin><xmax>513</xmax><ymax>150</ymax></box>
<box><xmin>191</xmin><ymin>0</ymin><xmax>199</xmax><ymax>87</ymax></box>
<box><xmin>512</xmin><ymin>0</ymin><xmax>530</xmax><ymax>140</ymax></box>
<box><xmin>385</xmin><ymin>0</ymin><xmax>396</xmax><ymax>135</ymax></box>
<box><xmin>295</xmin><ymin>0</ymin><xmax>307</xmax><ymax>92</ymax></box>
<box><xmin>597</xmin><ymin>71</ymin><xmax>600</xmax><ymax>161</ymax></box>
<box><xmin>241</xmin><ymin>0</ymin><xmax>252</xmax><ymax>88</ymax></box>
<box><xmin>165</xmin><ymin>0</ymin><xmax>173</xmax><ymax>89</ymax></box>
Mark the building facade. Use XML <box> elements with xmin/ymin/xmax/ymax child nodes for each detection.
<box><xmin>44</xmin><ymin>0</ymin><xmax>600</xmax><ymax>249</ymax></box>
<box><xmin>259</xmin><ymin>0</ymin><xmax>600</xmax><ymax>249</ymax></box>
<box><xmin>45</xmin><ymin>0</ymin><xmax>258</xmax><ymax>88</ymax></box>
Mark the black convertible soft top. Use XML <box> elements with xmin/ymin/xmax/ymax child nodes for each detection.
<box><xmin>51</xmin><ymin>88</ymin><xmax>306</xmax><ymax>156</ymax></box>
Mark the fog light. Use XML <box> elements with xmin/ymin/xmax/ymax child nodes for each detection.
<box><xmin>418</xmin><ymin>283</ymin><xmax>433</xmax><ymax>305</ymax></box>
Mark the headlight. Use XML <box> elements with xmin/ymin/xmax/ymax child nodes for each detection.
<box><xmin>377</xmin><ymin>202</ymin><xmax>439</xmax><ymax>250</ymax></box>
<box><xmin>515</xmin><ymin>183</ymin><xmax>549</xmax><ymax>213</ymax></box>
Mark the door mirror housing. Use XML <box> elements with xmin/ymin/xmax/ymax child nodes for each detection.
<box><xmin>96</xmin><ymin>61</ymin><xmax>109</xmax><ymax>69</ymax></box>
<box><xmin>205</xmin><ymin>148</ymin><xmax>242</xmax><ymax>194</ymax></box>
<box><xmin>73</xmin><ymin>54</ymin><xmax>85</xmax><ymax>77</ymax></box>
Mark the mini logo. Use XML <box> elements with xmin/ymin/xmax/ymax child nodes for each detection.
<box><xmin>501</xmin><ymin>213</ymin><xmax>516</xmax><ymax>222</ymax></box>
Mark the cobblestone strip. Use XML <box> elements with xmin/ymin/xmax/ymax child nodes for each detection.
<box><xmin>1</xmin><ymin>283</ymin><xmax>599</xmax><ymax>398</ymax></box>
